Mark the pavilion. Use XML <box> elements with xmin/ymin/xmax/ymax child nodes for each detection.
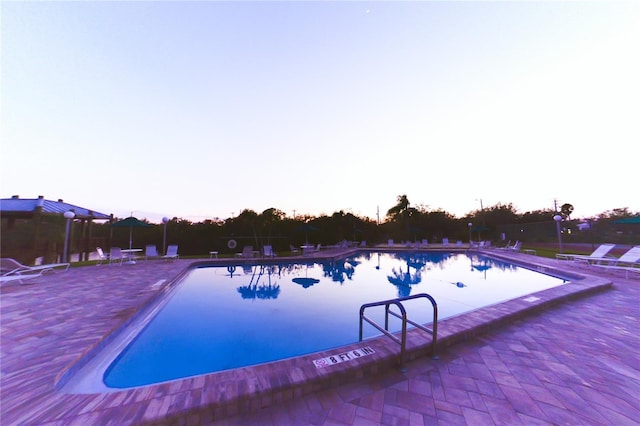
<box><xmin>0</xmin><ymin>195</ymin><xmax>112</xmax><ymax>264</ymax></box>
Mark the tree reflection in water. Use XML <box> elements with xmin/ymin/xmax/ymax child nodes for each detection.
<box><xmin>237</xmin><ymin>265</ymin><xmax>281</xmax><ymax>299</ymax></box>
<box><xmin>387</xmin><ymin>253</ymin><xmax>425</xmax><ymax>297</ymax></box>
<box><xmin>322</xmin><ymin>258</ymin><xmax>359</xmax><ymax>283</ymax></box>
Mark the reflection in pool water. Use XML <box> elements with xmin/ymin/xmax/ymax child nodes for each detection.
<box><xmin>103</xmin><ymin>251</ymin><xmax>568</xmax><ymax>388</ymax></box>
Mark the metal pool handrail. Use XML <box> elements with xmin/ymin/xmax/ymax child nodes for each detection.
<box><xmin>359</xmin><ymin>293</ymin><xmax>438</xmax><ymax>370</ymax></box>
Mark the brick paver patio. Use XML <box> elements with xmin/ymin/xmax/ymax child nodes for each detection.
<box><xmin>1</xmin><ymin>250</ymin><xmax>638</xmax><ymax>425</ymax></box>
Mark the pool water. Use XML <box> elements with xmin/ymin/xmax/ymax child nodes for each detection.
<box><xmin>103</xmin><ymin>251</ymin><xmax>568</xmax><ymax>388</ymax></box>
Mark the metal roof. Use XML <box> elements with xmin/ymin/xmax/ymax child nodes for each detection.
<box><xmin>0</xmin><ymin>196</ymin><xmax>111</xmax><ymax>220</ymax></box>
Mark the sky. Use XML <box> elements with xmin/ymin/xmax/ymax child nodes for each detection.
<box><xmin>2</xmin><ymin>1</ymin><xmax>639</xmax><ymax>224</ymax></box>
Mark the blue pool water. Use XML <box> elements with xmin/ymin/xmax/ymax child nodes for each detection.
<box><xmin>103</xmin><ymin>251</ymin><xmax>568</xmax><ymax>388</ymax></box>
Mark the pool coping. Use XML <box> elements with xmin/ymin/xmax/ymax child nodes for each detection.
<box><xmin>52</xmin><ymin>248</ymin><xmax>613</xmax><ymax>423</ymax></box>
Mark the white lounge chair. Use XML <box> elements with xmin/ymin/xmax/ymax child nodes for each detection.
<box><xmin>145</xmin><ymin>245</ymin><xmax>160</xmax><ymax>260</ymax></box>
<box><xmin>163</xmin><ymin>245</ymin><xmax>179</xmax><ymax>260</ymax></box>
<box><xmin>498</xmin><ymin>240</ymin><xmax>520</xmax><ymax>251</ymax></box>
<box><xmin>590</xmin><ymin>246</ymin><xmax>640</xmax><ymax>277</ymax></box>
<box><xmin>289</xmin><ymin>245</ymin><xmax>300</xmax><ymax>256</ymax></box>
<box><xmin>0</xmin><ymin>271</ymin><xmax>43</xmax><ymax>285</ymax></box>
<box><xmin>508</xmin><ymin>241</ymin><xmax>522</xmax><ymax>252</ymax></box>
<box><xmin>1</xmin><ymin>258</ymin><xmax>70</xmax><ymax>276</ymax></box>
<box><xmin>556</xmin><ymin>243</ymin><xmax>616</xmax><ymax>263</ymax></box>
<box><xmin>96</xmin><ymin>247</ymin><xmax>109</xmax><ymax>265</ymax></box>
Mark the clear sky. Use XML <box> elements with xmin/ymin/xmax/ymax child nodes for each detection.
<box><xmin>2</xmin><ymin>1</ymin><xmax>638</xmax><ymax>223</ymax></box>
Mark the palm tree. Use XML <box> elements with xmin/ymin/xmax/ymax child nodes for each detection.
<box><xmin>386</xmin><ymin>195</ymin><xmax>410</xmax><ymax>221</ymax></box>
<box><xmin>561</xmin><ymin>203</ymin><xmax>574</xmax><ymax>220</ymax></box>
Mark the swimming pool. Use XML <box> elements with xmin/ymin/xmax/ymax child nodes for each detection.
<box><xmin>95</xmin><ymin>251</ymin><xmax>568</xmax><ymax>389</ymax></box>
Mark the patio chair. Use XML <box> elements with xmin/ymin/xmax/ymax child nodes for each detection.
<box><xmin>555</xmin><ymin>243</ymin><xmax>616</xmax><ymax>262</ymax></box>
<box><xmin>96</xmin><ymin>247</ymin><xmax>109</xmax><ymax>265</ymax></box>
<box><xmin>289</xmin><ymin>245</ymin><xmax>300</xmax><ymax>256</ymax></box>
<box><xmin>109</xmin><ymin>247</ymin><xmax>124</xmax><ymax>265</ymax></box>
<box><xmin>162</xmin><ymin>245</ymin><xmax>179</xmax><ymax>260</ymax></box>
<box><xmin>1</xmin><ymin>258</ymin><xmax>70</xmax><ymax>276</ymax></box>
<box><xmin>590</xmin><ymin>245</ymin><xmax>640</xmax><ymax>270</ymax></box>
<box><xmin>498</xmin><ymin>240</ymin><xmax>520</xmax><ymax>251</ymax></box>
<box><xmin>145</xmin><ymin>245</ymin><xmax>160</xmax><ymax>260</ymax></box>
<box><xmin>508</xmin><ymin>241</ymin><xmax>522</xmax><ymax>252</ymax></box>
<box><xmin>262</xmin><ymin>245</ymin><xmax>276</xmax><ymax>257</ymax></box>
<box><xmin>236</xmin><ymin>245</ymin><xmax>254</xmax><ymax>258</ymax></box>
<box><xmin>0</xmin><ymin>270</ymin><xmax>44</xmax><ymax>285</ymax></box>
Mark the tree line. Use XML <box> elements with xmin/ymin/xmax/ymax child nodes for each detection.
<box><xmin>101</xmin><ymin>196</ymin><xmax>638</xmax><ymax>256</ymax></box>
<box><xmin>2</xmin><ymin>195</ymin><xmax>637</xmax><ymax>263</ymax></box>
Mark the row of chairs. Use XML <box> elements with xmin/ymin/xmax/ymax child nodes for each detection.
<box><xmin>556</xmin><ymin>244</ymin><xmax>640</xmax><ymax>278</ymax></box>
<box><xmin>236</xmin><ymin>245</ymin><xmax>277</xmax><ymax>258</ymax></box>
<box><xmin>96</xmin><ymin>245</ymin><xmax>179</xmax><ymax>265</ymax></box>
<box><xmin>235</xmin><ymin>244</ymin><xmax>324</xmax><ymax>258</ymax></box>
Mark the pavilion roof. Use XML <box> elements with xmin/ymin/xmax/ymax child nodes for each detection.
<box><xmin>0</xmin><ymin>196</ymin><xmax>111</xmax><ymax>220</ymax></box>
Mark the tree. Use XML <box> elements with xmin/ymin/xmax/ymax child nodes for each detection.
<box><xmin>386</xmin><ymin>195</ymin><xmax>410</xmax><ymax>221</ymax></box>
<box><xmin>560</xmin><ymin>203</ymin><xmax>574</xmax><ymax>220</ymax></box>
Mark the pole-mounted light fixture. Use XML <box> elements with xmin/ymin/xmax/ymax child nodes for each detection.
<box><xmin>63</xmin><ymin>211</ymin><xmax>75</xmax><ymax>263</ymax></box>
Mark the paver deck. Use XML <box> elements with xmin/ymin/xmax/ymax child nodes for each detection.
<box><xmin>1</xmin><ymin>249</ymin><xmax>638</xmax><ymax>425</ymax></box>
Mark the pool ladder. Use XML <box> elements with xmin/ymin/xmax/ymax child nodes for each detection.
<box><xmin>359</xmin><ymin>293</ymin><xmax>438</xmax><ymax>371</ymax></box>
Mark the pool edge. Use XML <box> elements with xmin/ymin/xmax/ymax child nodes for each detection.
<box><xmin>134</xmin><ymin>255</ymin><xmax>613</xmax><ymax>423</ymax></box>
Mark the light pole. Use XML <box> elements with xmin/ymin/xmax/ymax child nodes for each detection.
<box><xmin>62</xmin><ymin>211</ymin><xmax>75</xmax><ymax>263</ymax></box>
<box><xmin>553</xmin><ymin>214</ymin><xmax>564</xmax><ymax>253</ymax></box>
<box><xmin>162</xmin><ymin>217</ymin><xmax>169</xmax><ymax>255</ymax></box>
<box><xmin>468</xmin><ymin>222</ymin><xmax>473</xmax><ymax>244</ymax></box>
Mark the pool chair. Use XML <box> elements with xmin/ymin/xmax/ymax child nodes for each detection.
<box><xmin>262</xmin><ymin>245</ymin><xmax>276</xmax><ymax>258</ymax></box>
<box><xmin>289</xmin><ymin>245</ymin><xmax>301</xmax><ymax>256</ymax></box>
<box><xmin>145</xmin><ymin>245</ymin><xmax>160</xmax><ymax>260</ymax></box>
<box><xmin>235</xmin><ymin>245</ymin><xmax>254</xmax><ymax>258</ymax></box>
<box><xmin>1</xmin><ymin>257</ymin><xmax>70</xmax><ymax>276</ymax></box>
<box><xmin>442</xmin><ymin>238</ymin><xmax>449</xmax><ymax>246</ymax></box>
<box><xmin>0</xmin><ymin>271</ymin><xmax>43</xmax><ymax>285</ymax></box>
<box><xmin>498</xmin><ymin>240</ymin><xmax>520</xmax><ymax>251</ymax></box>
<box><xmin>507</xmin><ymin>241</ymin><xmax>522</xmax><ymax>252</ymax></box>
<box><xmin>162</xmin><ymin>245</ymin><xmax>179</xmax><ymax>260</ymax></box>
<box><xmin>109</xmin><ymin>247</ymin><xmax>124</xmax><ymax>265</ymax></box>
<box><xmin>589</xmin><ymin>245</ymin><xmax>640</xmax><ymax>271</ymax></box>
<box><xmin>96</xmin><ymin>247</ymin><xmax>110</xmax><ymax>265</ymax></box>
<box><xmin>555</xmin><ymin>243</ymin><xmax>616</xmax><ymax>263</ymax></box>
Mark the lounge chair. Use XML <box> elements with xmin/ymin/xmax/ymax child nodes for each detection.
<box><xmin>0</xmin><ymin>271</ymin><xmax>43</xmax><ymax>285</ymax></box>
<box><xmin>498</xmin><ymin>240</ymin><xmax>520</xmax><ymax>251</ymax></box>
<box><xmin>236</xmin><ymin>245</ymin><xmax>254</xmax><ymax>258</ymax></box>
<box><xmin>109</xmin><ymin>247</ymin><xmax>124</xmax><ymax>265</ymax></box>
<box><xmin>590</xmin><ymin>246</ymin><xmax>640</xmax><ymax>277</ymax></box>
<box><xmin>442</xmin><ymin>238</ymin><xmax>449</xmax><ymax>246</ymax></box>
<box><xmin>1</xmin><ymin>258</ymin><xmax>70</xmax><ymax>276</ymax></box>
<box><xmin>145</xmin><ymin>245</ymin><xmax>160</xmax><ymax>260</ymax></box>
<box><xmin>289</xmin><ymin>245</ymin><xmax>300</xmax><ymax>256</ymax></box>
<box><xmin>163</xmin><ymin>245</ymin><xmax>179</xmax><ymax>260</ymax></box>
<box><xmin>592</xmin><ymin>263</ymin><xmax>640</xmax><ymax>279</ymax></box>
<box><xmin>96</xmin><ymin>247</ymin><xmax>110</xmax><ymax>265</ymax></box>
<box><xmin>508</xmin><ymin>241</ymin><xmax>522</xmax><ymax>252</ymax></box>
<box><xmin>262</xmin><ymin>245</ymin><xmax>276</xmax><ymax>257</ymax></box>
<box><xmin>555</xmin><ymin>243</ymin><xmax>616</xmax><ymax>263</ymax></box>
